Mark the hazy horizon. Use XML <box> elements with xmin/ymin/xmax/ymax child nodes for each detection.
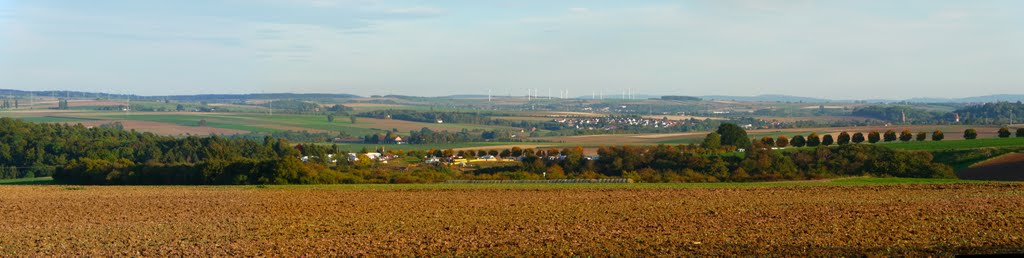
<box><xmin>2</xmin><ymin>1</ymin><xmax>1022</xmax><ymax>99</ymax></box>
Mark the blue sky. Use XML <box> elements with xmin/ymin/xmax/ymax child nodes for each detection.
<box><xmin>0</xmin><ymin>0</ymin><xmax>1021</xmax><ymax>99</ymax></box>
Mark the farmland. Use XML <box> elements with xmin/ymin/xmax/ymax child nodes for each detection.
<box><xmin>1</xmin><ymin>180</ymin><xmax>1022</xmax><ymax>256</ymax></box>
<box><xmin>879</xmin><ymin>137</ymin><xmax>1024</xmax><ymax>151</ymax></box>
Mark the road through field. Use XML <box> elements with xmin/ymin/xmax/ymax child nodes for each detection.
<box><xmin>1</xmin><ymin>183</ymin><xmax>1022</xmax><ymax>256</ymax></box>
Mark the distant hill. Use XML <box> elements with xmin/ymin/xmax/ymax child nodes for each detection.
<box><xmin>160</xmin><ymin>93</ymin><xmax>362</xmax><ymax>101</ymax></box>
<box><xmin>953</xmin><ymin>101</ymin><xmax>1024</xmax><ymax>124</ymax></box>
<box><xmin>700</xmin><ymin>94</ymin><xmax>831</xmax><ymax>103</ymax></box>
<box><xmin>660</xmin><ymin>95</ymin><xmax>702</xmax><ymax>101</ymax></box>
<box><xmin>0</xmin><ymin>89</ymin><xmax>360</xmax><ymax>102</ymax></box>
<box><xmin>443</xmin><ymin>95</ymin><xmax>489</xmax><ymax>99</ymax></box>
<box><xmin>905</xmin><ymin>94</ymin><xmax>1024</xmax><ymax>103</ymax></box>
<box><xmin>2</xmin><ymin>88</ymin><xmax>1022</xmax><ymax>104</ymax></box>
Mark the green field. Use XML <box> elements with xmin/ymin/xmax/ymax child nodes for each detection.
<box><xmin>655</xmin><ymin>137</ymin><xmax>704</xmax><ymax>144</ymax></box>
<box><xmin>0</xmin><ymin>177</ymin><xmax>56</xmax><ymax>185</ymax></box>
<box><xmin>14</xmin><ymin>116</ymin><xmax>100</xmax><ymax>123</ymax></box>
<box><xmin>877</xmin><ymin>137</ymin><xmax>1024</xmax><ymax>151</ymax></box>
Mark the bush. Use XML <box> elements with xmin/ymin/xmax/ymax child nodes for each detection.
<box><xmin>916</xmin><ymin>132</ymin><xmax>927</xmax><ymax>141</ymax></box>
<box><xmin>964</xmin><ymin>129</ymin><xmax>978</xmax><ymax>140</ymax></box>
<box><xmin>998</xmin><ymin>127</ymin><xmax>1011</xmax><ymax>138</ymax></box>
<box><xmin>932</xmin><ymin>130</ymin><xmax>944</xmax><ymax>141</ymax></box>
<box><xmin>1018</xmin><ymin>128</ymin><xmax>1024</xmax><ymax>138</ymax></box>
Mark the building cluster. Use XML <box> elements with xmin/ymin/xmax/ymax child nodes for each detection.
<box><xmin>425</xmin><ymin>155</ymin><xmax>509</xmax><ymax>166</ymax></box>
<box><xmin>424</xmin><ymin>154</ymin><xmax>600</xmax><ymax>166</ymax></box>
<box><xmin>553</xmin><ymin>117</ymin><xmax>681</xmax><ymax>130</ymax></box>
<box><xmin>301</xmin><ymin>152</ymin><xmax>400</xmax><ymax>164</ymax></box>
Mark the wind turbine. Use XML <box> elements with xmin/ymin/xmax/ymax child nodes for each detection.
<box><xmin>126</xmin><ymin>91</ymin><xmax>131</xmax><ymax>116</ymax></box>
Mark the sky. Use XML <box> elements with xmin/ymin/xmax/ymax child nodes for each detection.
<box><xmin>0</xmin><ymin>0</ymin><xmax>1022</xmax><ymax>99</ymax></box>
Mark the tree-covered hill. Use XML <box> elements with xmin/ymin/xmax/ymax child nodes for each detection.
<box><xmin>954</xmin><ymin>101</ymin><xmax>1024</xmax><ymax>125</ymax></box>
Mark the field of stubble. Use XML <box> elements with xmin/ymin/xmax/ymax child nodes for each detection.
<box><xmin>1</xmin><ymin>183</ymin><xmax>1022</xmax><ymax>256</ymax></box>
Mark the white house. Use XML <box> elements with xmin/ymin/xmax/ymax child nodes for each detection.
<box><xmin>363</xmin><ymin>152</ymin><xmax>382</xmax><ymax>160</ymax></box>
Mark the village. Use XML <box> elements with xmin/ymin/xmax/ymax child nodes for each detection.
<box><xmin>553</xmin><ymin>116</ymin><xmax>682</xmax><ymax>130</ymax></box>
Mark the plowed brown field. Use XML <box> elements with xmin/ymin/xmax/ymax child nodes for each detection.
<box><xmin>959</xmin><ymin>153</ymin><xmax>1024</xmax><ymax>181</ymax></box>
<box><xmin>1</xmin><ymin>184</ymin><xmax>1022</xmax><ymax>256</ymax></box>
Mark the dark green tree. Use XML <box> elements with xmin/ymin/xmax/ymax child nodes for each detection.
<box><xmin>716</xmin><ymin>123</ymin><xmax>751</xmax><ymax>149</ymax></box>
<box><xmin>327</xmin><ymin>114</ymin><xmax>335</xmax><ymax>122</ymax></box>
<box><xmin>883</xmin><ymin>130</ymin><xmax>897</xmax><ymax>142</ymax></box>
<box><xmin>932</xmin><ymin>130</ymin><xmax>944</xmax><ymax>141</ymax></box>
<box><xmin>776</xmin><ymin>136</ymin><xmax>789</xmax><ymax>148</ymax></box>
<box><xmin>998</xmin><ymin>127</ymin><xmax>1011</xmax><ymax>138</ymax></box>
<box><xmin>806</xmin><ymin>133</ymin><xmax>821</xmax><ymax>147</ymax></box>
<box><xmin>760</xmin><ymin>136</ymin><xmax>775</xmax><ymax>147</ymax></box>
<box><xmin>852</xmin><ymin>132</ymin><xmax>865</xmax><ymax>144</ymax></box>
<box><xmin>822</xmin><ymin>134</ymin><xmax>834</xmax><ymax>146</ymax></box>
<box><xmin>837</xmin><ymin>132</ymin><xmax>851</xmax><ymax>145</ymax></box>
<box><xmin>964</xmin><ymin>128</ymin><xmax>978</xmax><ymax>140</ymax></box>
<box><xmin>916</xmin><ymin>132</ymin><xmax>927</xmax><ymax>141</ymax></box>
<box><xmin>899</xmin><ymin>130</ymin><xmax>913</xmax><ymax>142</ymax></box>
<box><xmin>791</xmin><ymin>135</ymin><xmax>806</xmax><ymax>147</ymax></box>
<box><xmin>868</xmin><ymin>131</ymin><xmax>881</xmax><ymax>143</ymax></box>
<box><xmin>1017</xmin><ymin>128</ymin><xmax>1024</xmax><ymax>138</ymax></box>
<box><xmin>701</xmin><ymin>132</ymin><xmax>721</xmax><ymax>150</ymax></box>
